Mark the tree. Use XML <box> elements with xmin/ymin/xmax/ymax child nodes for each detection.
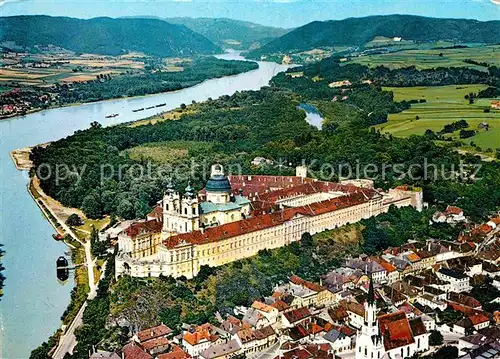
<box><xmin>427</xmin><ymin>346</ymin><xmax>458</xmax><ymax>359</ymax></box>
<box><xmin>90</xmin><ymin>226</ymin><xmax>108</xmax><ymax>258</ymax></box>
<box><xmin>159</xmin><ymin>305</ymin><xmax>182</xmax><ymax>330</ymax></box>
<box><xmin>109</xmin><ymin>213</ymin><xmax>118</xmax><ymax>227</ymax></box>
<box><xmin>65</xmin><ymin>213</ymin><xmax>83</xmax><ymax>227</ymax></box>
<box><xmin>301</xmin><ymin>232</ymin><xmax>314</xmax><ymax>248</ymax></box>
<box><xmin>117</xmin><ymin>198</ymin><xmax>135</xmax><ymax>220</ymax></box>
<box><xmin>362</xmin><ymin>219</ymin><xmax>389</xmax><ymax>255</ymax></box>
<box><xmin>429</xmin><ymin>329</ymin><xmax>444</xmax><ymax>346</ymax></box>
<box><xmin>82</xmin><ymin>193</ymin><xmax>103</xmax><ymax>219</ymax></box>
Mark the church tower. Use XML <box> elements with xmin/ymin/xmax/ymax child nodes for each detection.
<box><xmin>205</xmin><ymin>164</ymin><xmax>232</xmax><ymax>204</ymax></box>
<box><xmin>356</xmin><ymin>279</ymin><xmax>385</xmax><ymax>359</ymax></box>
<box><xmin>161</xmin><ymin>180</ymin><xmax>199</xmax><ymax>238</ymax></box>
<box><xmin>180</xmin><ymin>182</ymin><xmax>199</xmax><ymax>233</ymax></box>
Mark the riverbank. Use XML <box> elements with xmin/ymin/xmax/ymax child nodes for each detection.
<box><xmin>0</xmin><ymin>51</ymin><xmax>292</xmax><ymax>358</ymax></box>
<box><xmin>1</xmin><ymin>56</ymin><xmax>258</xmax><ymax>121</ymax></box>
<box><xmin>16</xmin><ymin>158</ymin><xmax>100</xmax><ymax>357</ymax></box>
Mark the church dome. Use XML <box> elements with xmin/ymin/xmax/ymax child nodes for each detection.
<box><xmin>205</xmin><ymin>164</ymin><xmax>232</xmax><ymax>193</ymax></box>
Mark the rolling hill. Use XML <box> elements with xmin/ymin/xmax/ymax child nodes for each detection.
<box><xmin>0</xmin><ymin>16</ymin><xmax>222</xmax><ymax>57</ymax></box>
<box><xmin>247</xmin><ymin>15</ymin><xmax>500</xmax><ymax>59</ymax></box>
<box><xmin>165</xmin><ymin>17</ymin><xmax>290</xmax><ymax>49</ymax></box>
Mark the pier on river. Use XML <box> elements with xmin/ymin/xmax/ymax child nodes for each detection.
<box><xmin>0</xmin><ymin>52</ymin><xmax>292</xmax><ymax>358</ymax></box>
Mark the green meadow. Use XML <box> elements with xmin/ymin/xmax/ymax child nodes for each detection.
<box><xmin>350</xmin><ymin>45</ymin><xmax>500</xmax><ymax>71</ymax></box>
<box><xmin>375</xmin><ymin>85</ymin><xmax>500</xmax><ymax>150</ymax></box>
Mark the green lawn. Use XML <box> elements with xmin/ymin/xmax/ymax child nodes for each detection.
<box><xmin>375</xmin><ymin>85</ymin><xmax>500</xmax><ymax>149</ymax></box>
<box><xmin>125</xmin><ymin>140</ymin><xmax>215</xmax><ymax>164</ymax></box>
<box><xmin>350</xmin><ymin>45</ymin><xmax>500</xmax><ymax>71</ymax></box>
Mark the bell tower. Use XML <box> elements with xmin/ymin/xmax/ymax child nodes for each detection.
<box><xmin>162</xmin><ymin>180</ymin><xmax>199</xmax><ymax>238</ymax></box>
<box><xmin>181</xmin><ymin>182</ymin><xmax>199</xmax><ymax>233</ymax></box>
<box><xmin>355</xmin><ymin>278</ymin><xmax>385</xmax><ymax>359</ymax></box>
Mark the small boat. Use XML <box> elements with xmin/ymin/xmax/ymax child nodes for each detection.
<box><xmin>56</xmin><ymin>256</ymin><xmax>68</xmax><ymax>269</ymax></box>
<box><xmin>52</xmin><ymin>233</ymin><xmax>63</xmax><ymax>241</ymax></box>
<box><xmin>132</xmin><ymin>108</ymin><xmax>145</xmax><ymax>112</ymax></box>
<box><xmin>155</xmin><ymin>103</ymin><xmax>166</xmax><ymax>107</ymax></box>
<box><xmin>145</xmin><ymin>105</ymin><xmax>155</xmax><ymax>110</ymax></box>
<box><xmin>105</xmin><ymin>113</ymin><xmax>119</xmax><ymax>118</ymax></box>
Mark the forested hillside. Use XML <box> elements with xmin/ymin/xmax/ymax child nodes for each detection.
<box><xmin>0</xmin><ymin>16</ymin><xmax>221</xmax><ymax>57</ymax></box>
<box><xmin>247</xmin><ymin>15</ymin><xmax>500</xmax><ymax>59</ymax></box>
<box><xmin>31</xmin><ymin>62</ymin><xmax>500</xmax><ymax>222</ymax></box>
<box><xmin>166</xmin><ymin>17</ymin><xmax>290</xmax><ymax>49</ymax></box>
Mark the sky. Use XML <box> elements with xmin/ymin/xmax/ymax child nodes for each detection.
<box><xmin>0</xmin><ymin>0</ymin><xmax>499</xmax><ymax>28</ymax></box>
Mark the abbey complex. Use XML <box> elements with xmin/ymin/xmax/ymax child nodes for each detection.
<box><xmin>114</xmin><ymin>165</ymin><xmax>423</xmax><ymax>279</ymax></box>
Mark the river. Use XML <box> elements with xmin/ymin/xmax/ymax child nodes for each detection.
<box><xmin>0</xmin><ymin>52</ymin><xmax>291</xmax><ymax>358</ymax></box>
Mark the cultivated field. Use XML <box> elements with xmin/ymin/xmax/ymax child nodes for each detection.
<box><xmin>125</xmin><ymin>141</ymin><xmax>214</xmax><ymax>164</ymax></box>
<box><xmin>376</xmin><ymin>85</ymin><xmax>500</xmax><ymax>149</ymax></box>
<box><xmin>0</xmin><ymin>52</ymin><xmax>145</xmax><ymax>87</ymax></box>
<box><xmin>349</xmin><ymin>45</ymin><xmax>500</xmax><ymax>71</ymax></box>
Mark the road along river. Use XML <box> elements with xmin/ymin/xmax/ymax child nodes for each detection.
<box><xmin>0</xmin><ymin>52</ymin><xmax>291</xmax><ymax>358</ymax></box>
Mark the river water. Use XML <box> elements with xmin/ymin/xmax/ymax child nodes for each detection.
<box><xmin>0</xmin><ymin>52</ymin><xmax>291</xmax><ymax>358</ymax></box>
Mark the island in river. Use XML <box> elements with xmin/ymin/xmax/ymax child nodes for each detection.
<box><xmin>0</xmin><ymin>52</ymin><xmax>291</xmax><ymax>358</ymax></box>
<box><xmin>0</xmin><ymin>53</ymin><xmax>258</xmax><ymax>119</ymax></box>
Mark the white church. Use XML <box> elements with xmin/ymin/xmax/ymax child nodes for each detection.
<box><xmin>356</xmin><ymin>280</ymin><xmax>429</xmax><ymax>359</ymax></box>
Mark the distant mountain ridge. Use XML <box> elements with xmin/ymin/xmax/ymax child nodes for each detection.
<box><xmin>247</xmin><ymin>15</ymin><xmax>500</xmax><ymax>58</ymax></box>
<box><xmin>165</xmin><ymin>17</ymin><xmax>290</xmax><ymax>49</ymax></box>
<box><xmin>0</xmin><ymin>15</ymin><xmax>221</xmax><ymax>57</ymax></box>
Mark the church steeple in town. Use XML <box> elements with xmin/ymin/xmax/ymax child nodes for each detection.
<box><xmin>367</xmin><ymin>276</ymin><xmax>375</xmax><ymax>305</ymax></box>
<box><xmin>356</xmin><ymin>277</ymin><xmax>384</xmax><ymax>359</ymax></box>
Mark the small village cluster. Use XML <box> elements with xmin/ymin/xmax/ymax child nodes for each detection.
<box><xmin>92</xmin><ymin>208</ymin><xmax>500</xmax><ymax>359</ymax></box>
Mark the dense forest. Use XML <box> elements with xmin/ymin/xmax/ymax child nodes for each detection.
<box><xmin>1</xmin><ymin>57</ymin><xmax>258</xmax><ymax>114</ymax></box>
<box><xmin>54</xmin><ymin>57</ymin><xmax>259</xmax><ymax>103</ymax></box>
<box><xmin>0</xmin><ymin>16</ymin><xmax>221</xmax><ymax>56</ymax></box>
<box><xmin>247</xmin><ymin>15</ymin><xmax>500</xmax><ymax>59</ymax></box>
<box><xmin>28</xmin><ymin>58</ymin><xmax>500</xmax><ymax>358</ymax></box>
<box><xmin>31</xmin><ymin>62</ymin><xmax>500</xmax><ymax>223</ymax></box>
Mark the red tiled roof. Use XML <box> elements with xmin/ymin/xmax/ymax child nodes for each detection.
<box><xmin>449</xmin><ymin>292</ymin><xmax>482</xmax><ymax>309</ymax></box>
<box><xmin>378</xmin><ymin>311</ymin><xmax>415</xmax><ymax>351</ymax></box>
<box><xmin>477</xmin><ymin>224</ymin><xmax>493</xmax><ymax>234</ymax></box>
<box><xmin>469</xmin><ymin>313</ymin><xmax>490</xmax><ymax>326</ymax></box>
<box><xmin>125</xmin><ymin>220</ymin><xmax>162</xmax><ymax>240</ymax></box>
<box><xmin>270</xmin><ymin>299</ymin><xmax>290</xmax><ymax>312</ymax></box>
<box><xmin>490</xmin><ymin>217</ymin><xmax>500</xmax><ymax>225</ymax></box>
<box><xmin>405</xmin><ymin>252</ymin><xmax>421</xmax><ymax>262</ymax></box>
<box><xmin>333</xmin><ymin>324</ymin><xmax>356</xmax><ymax>337</ymax></box>
<box><xmin>140</xmin><ymin>337</ymin><xmax>169</xmax><ymax>351</ymax></box>
<box><xmin>147</xmin><ymin>205</ymin><xmax>163</xmax><ymax>220</ymax></box>
<box><xmin>122</xmin><ymin>342</ymin><xmax>153</xmax><ymax>359</ymax></box>
<box><xmin>137</xmin><ymin>324</ymin><xmax>172</xmax><ymax>342</ymax></box>
<box><xmin>346</xmin><ymin>301</ymin><xmax>365</xmax><ymax>317</ymax></box>
<box><xmin>164</xmin><ymin>191</ymin><xmax>373</xmax><ymax>249</ymax></box>
<box><xmin>445</xmin><ymin>205</ymin><xmax>463</xmax><ymax>215</ymax></box>
<box><xmin>157</xmin><ymin>345</ymin><xmax>191</xmax><ymax>359</ymax></box>
<box><xmin>283</xmin><ymin>307</ymin><xmax>311</xmax><ymax>324</ymax></box>
<box><xmin>252</xmin><ymin>301</ymin><xmax>275</xmax><ymax>313</ymax></box>
<box><xmin>328</xmin><ymin>304</ymin><xmax>348</xmax><ymax>322</ymax></box>
<box><xmin>290</xmin><ymin>275</ymin><xmax>325</xmax><ymax>292</ymax></box>
<box><xmin>371</xmin><ymin>257</ymin><xmax>397</xmax><ymax>273</ymax></box>
<box><xmin>183</xmin><ymin>324</ymin><xmax>218</xmax><ymax>346</ymax></box>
